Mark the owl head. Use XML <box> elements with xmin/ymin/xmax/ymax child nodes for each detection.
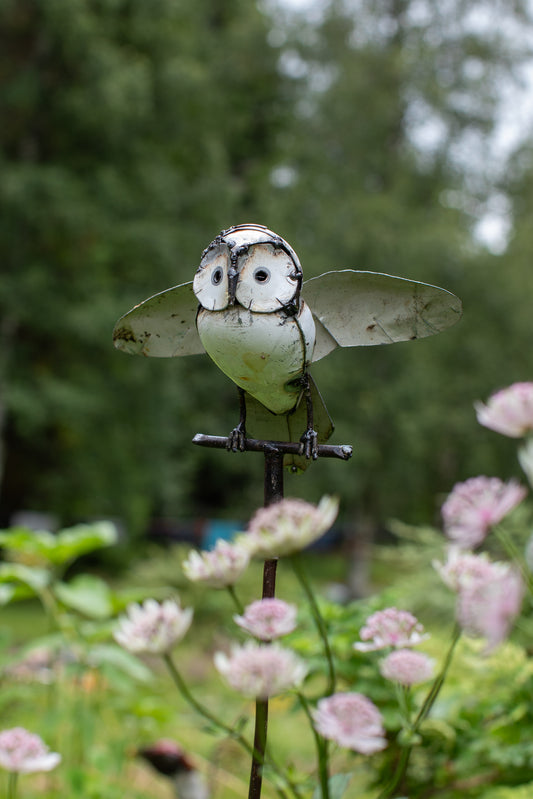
<box><xmin>192</xmin><ymin>224</ymin><xmax>303</xmax><ymax>312</ymax></box>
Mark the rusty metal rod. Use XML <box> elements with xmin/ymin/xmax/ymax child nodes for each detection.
<box><xmin>248</xmin><ymin>451</ymin><xmax>284</xmax><ymax>799</ymax></box>
<box><xmin>192</xmin><ymin>434</ymin><xmax>353</xmax><ymax>460</ymax></box>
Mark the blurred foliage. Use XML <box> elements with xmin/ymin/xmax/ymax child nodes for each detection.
<box><xmin>1</xmin><ymin>0</ymin><xmax>533</xmax><ymax>541</ymax></box>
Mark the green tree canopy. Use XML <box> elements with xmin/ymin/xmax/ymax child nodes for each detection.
<box><xmin>1</xmin><ymin>0</ymin><xmax>533</xmax><ymax>537</ymax></box>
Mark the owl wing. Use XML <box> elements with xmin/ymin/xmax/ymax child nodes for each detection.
<box><xmin>302</xmin><ymin>270</ymin><xmax>463</xmax><ymax>363</ymax></box>
<box><xmin>113</xmin><ymin>282</ymin><xmax>204</xmax><ymax>357</ymax></box>
<box><xmin>245</xmin><ymin>376</ymin><xmax>334</xmax><ymax>472</ymax></box>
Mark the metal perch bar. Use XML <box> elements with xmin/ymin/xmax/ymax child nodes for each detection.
<box><xmin>192</xmin><ymin>434</ymin><xmax>353</xmax><ymax>460</ymax></box>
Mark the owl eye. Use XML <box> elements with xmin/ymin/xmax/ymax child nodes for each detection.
<box><xmin>254</xmin><ymin>268</ymin><xmax>270</xmax><ymax>284</ymax></box>
<box><xmin>193</xmin><ymin>245</ymin><xmax>230</xmax><ymax>310</ymax></box>
<box><xmin>212</xmin><ymin>267</ymin><xmax>224</xmax><ymax>285</ymax></box>
<box><xmin>235</xmin><ymin>243</ymin><xmax>299</xmax><ymax>312</ymax></box>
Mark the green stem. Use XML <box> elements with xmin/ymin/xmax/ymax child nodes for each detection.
<box><xmin>297</xmin><ymin>692</ymin><xmax>330</xmax><ymax>799</ymax></box>
<box><xmin>249</xmin><ymin>699</ymin><xmax>268</xmax><ymax>799</ymax></box>
<box><xmin>163</xmin><ymin>654</ymin><xmax>300</xmax><ymax>799</ymax></box>
<box><xmin>226</xmin><ymin>584</ymin><xmax>245</xmax><ymax>615</ymax></box>
<box><xmin>414</xmin><ymin>626</ymin><xmax>461</xmax><ymax>728</ymax></box>
<box><xmin>7</xmin><ymin>772</ymin><xmax>18</xmax><ymax>799</ymax></box>
<box><xmin>494</xmin><ymin>526</ymin><xmax>533</xmax><ymax>595</ymax></box>
<box><xmin>395</xmin><ymin>684</ymin><xmax>411</xmax><ymax>728</ymax></box>
<box><xmin>290</xmin><ymin>555</ymin><xmax>336</xmax><ymax>695</ymax></box>
<box><xmin>376</xmin><ymin>626</ymin><xmax>461</xmax><ymax>799</ymax></box>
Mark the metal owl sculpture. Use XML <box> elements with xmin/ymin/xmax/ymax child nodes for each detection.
<box><xmin>113</xmin><ymin>223</ymin><xmax>462</xmax><ymax>469</ymax></box>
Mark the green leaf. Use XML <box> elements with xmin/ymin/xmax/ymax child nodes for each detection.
<box><xmin>0</xmin><ymin>521</ymin><xmax>117</xmax><ymax>567</ymax></box>
<box><xmin>88</xmin><ymin>644</ymin><xmax>152</xmax><ymax>682</ymax></box>
<box><xmin>0</xmin><ymin>585</ymin><xmax>16</xmax><ymax>604</ymax></box>
<box><xmin>47</xmin><ymin>521</ymin><xmax>118</xmax><ymax>565</ymax></box>
<box><xmin>0</xmin><ymin>563</ymin><xmax>50</xmax><ymax>603</ymax></box>
<box><xmin>0</xmin><ymin>527</ymin><xmax>57</xmax><ymax>562</ymax></box>
<box><xmin>54</xmin><ymin>574</ymin><xmax>113</xmax><ymax>619</ymax></box>
<box><xmin>312</xmin><ymin>773</ymin><xmax>353</xmax><ymax>799</ymax></box>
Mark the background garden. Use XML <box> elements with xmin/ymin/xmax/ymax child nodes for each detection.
<box><xmin>2</xmin><ymin>0</ymin><xmax>533</xmax><ymax>796</ymax></box>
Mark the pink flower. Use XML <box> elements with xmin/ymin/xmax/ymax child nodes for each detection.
<box><xmin>441</xmin><ymin>476</ymin><xmax>526</xmax><ymax>548</ymax></box>
<box><xmin>114</xmin><ymin>598</ymin><xmax>193</xmax><ymax>654</ymax></box>
<box><xmin>354</xmin><ymin>608</ymin><xmax>428</xmax><ymax>652</ymax></box>
<box><xmin>379</xmin><ymin>649</ymin><xmax>435</xmax><ymax>686</ymax></box>
<box><xmin>475</xmin><ymin>382</ymin><xmax>533</xmax><ymax>437</ymax></box>
<box><xmin>240</xmin><ymin>496</ymin><xmax>339</xmax><ymax>558</ymax></box>
<box><xmin>311</xmin><ymin>693</ymin><xmax>387</xmax><ymax>754</ymax></box>
<box><xmin>182</xmin><ymin>539</ymin><xmax>250</xmax><ymax>588</ymax></box>
<box><xmin>234</xmin><ymin>598</ymin><xmax>297</xmax><ymax>641</ymax></box>
<box><xmin>0</xmin><ymin>728</ymin><xmax>61</xmax><ymax>774</ymax></box>
<box><xmin>214</xmin><ymin>642</ymin><xmax>307</xmax><ymax>699</ymax></box>
<box><xmin>434</xmin><ymin>548</ymin><xmax>495</xmax><ymax>590</ymax></box>
<box><xmin>456</xmin><ymin>563</ymin><xmax>524</xmax><ymax>652</ymax></box>
<box><xmin>435</xmin><ymin>550</ymin><xmax>524</xmax><ymax>651</ymax></box>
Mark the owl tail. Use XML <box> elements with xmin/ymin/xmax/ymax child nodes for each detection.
<box><xmin>244</xmin><ymin>375</ymin><xmax>334</xmax><ymax>472</ymax></box>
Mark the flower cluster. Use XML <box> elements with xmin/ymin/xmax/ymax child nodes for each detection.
<box><xmin>441</xmin><ymin>476</ymin><xmax>526</xmax><ymax>549</ymax></box>
<box><xmin>114</xmin><ymin>598</ymin><xmax>193</xmax><ymax>655</ymax></box>
<box><xmin>182</xmin><ymin>539</ymin><xmax>250</xmax><ymax>588</ymax></box>
<box><xmin>311</xmin><ymin>693</ymin><xmax>387</xmax><ymax>754</ymax></box>
<box><xmin>234</xmin><ymin>598</ymin><xmax>297</xmax><ymax>641</ymax></box>
<box><xmin>354</xmin><ymin>607</ymin><xmax>428</xmax><ymax>652</ymax></box>
<box><xmin>214</xmin><ymin>642</ymin><xmax>307</xmax><ymax>699</ymax></box>
<box><xmin>239</xmin><ymin>496</ymin><xmax>339</xmax><ymax>558</ymax></box>
<box><xmin>355</xmin><ymin>607</ymin><xmax>433</xmax><ymax>686</ymax></box>
<box><xmin>436</xmin><ymin>549</ymin><xmax>523</xmax><ymax>651</ymax></box>
<box><xmin>0</xmin><ymin>728</ymin><xmax>61</xmax><ymax>774</ymax></box>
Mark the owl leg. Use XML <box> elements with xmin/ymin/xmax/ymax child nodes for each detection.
<box><xmin>227</xmin><ymin>387</ymin><xmax>247</xmax><ymax>452</ymax></box>
<box><xmin>299</xmin><ymin>373</ymin><xmax>319</xmax><ymax>460</ymax></box>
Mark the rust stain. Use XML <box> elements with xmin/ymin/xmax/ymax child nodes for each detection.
<box><xmin>113</xmin><ymin>326</ymin><xmax>138</xmax><ymax>344</ymax></box>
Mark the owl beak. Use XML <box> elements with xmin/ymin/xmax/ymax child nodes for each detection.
<box><xmin>227</xmin><ymin>265</ymin><xmax>239</xmax><ymax>306</ymax></box>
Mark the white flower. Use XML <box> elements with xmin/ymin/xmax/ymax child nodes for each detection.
<box><xmin>354</xmin><ymin>607</ymin><xmax>428</xmax><ymax>652</ymax></box>
<box><xmin>379</xmin><ymin>649</ymin><xmax>435</xmax><ymax>686</ymax></box>
<box><xmin>234</xmin><ymin>598</ymin><xmax>297</xmax><ymax>641</ymax></box>
<box><xmin>311</xmin><ymin>693</ymin><xmax>387</xmax><ymax>754</ymax></box>
<box><xmin>114</xmin><ymin>598</ymin><xmax>193</xmax><ymax>654</ymax></box>
<box><xmin>0</xmin><ymin>728</ymin><xmax>61</xmax><ymax>774</ymax></box>
<box><xmin>182</xmin><ymin>539</ymin><xmax>250</xmax><ymax>588</ymax></box>
<box><xmin>240</xmin><ymin>496</ymin><xmax>339</xmax><ymax>559</ymax></box>
<box><xmin>214</xmin><ymin>641</ymin><xmax>307</xmax><ymax>699</ymax></box>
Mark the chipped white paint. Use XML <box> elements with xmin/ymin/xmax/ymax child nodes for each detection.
<box><xmin>196</xmin><ymin>301</ymin><xmax>315</xmax><ymax>414</ymax></box>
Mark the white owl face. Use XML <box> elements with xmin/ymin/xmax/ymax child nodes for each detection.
<box><xmin>192</xmin><ymin>224</ymin><xmax>302</xmax><ymax>312</ymax></box>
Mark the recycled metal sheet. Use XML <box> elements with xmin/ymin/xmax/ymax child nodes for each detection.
<box><xmin>112</xmin><ymin>281</ymin><xmax>204</xmax><ymax>357</ymax></box>
<box><xmin>245</xmin><ymin>375</ymin><xmax>334</xmax><ymax>471</ymax></box>
<box><xmin>303</xmin><ymin>270</ymin><xmax>462</xmax><ymax>362</ymax></box>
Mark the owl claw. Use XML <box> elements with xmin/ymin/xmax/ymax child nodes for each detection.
<box><xmin>300</xmin><ymin>429</ymin><xmax>319</xmax><ymax>460</ymax></box>
<box><xmin>227</xmin><ymin>422</ymin><xmax>246</xmax><ymax>452</ymax></box>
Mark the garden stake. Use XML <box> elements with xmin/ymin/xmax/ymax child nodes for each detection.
<box><xmin>192</xmin><ymin>437</ymin><xmax>350</xmax><ymax>799</ymax></box>
<box><xmin>113</xmin><ymin>223</ymin><xmax>463</xmax><ymax>799</ymax></box>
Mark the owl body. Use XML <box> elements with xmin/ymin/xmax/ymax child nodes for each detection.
<box><xmin>196</xmin><ymin>301</ymin><xmax>316</xmax><ymax>414</ymax></box>
<box><xmin>193</xmin><ymin>224</ymin><xmax>312</xmax><ymax>415</ymax></box>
